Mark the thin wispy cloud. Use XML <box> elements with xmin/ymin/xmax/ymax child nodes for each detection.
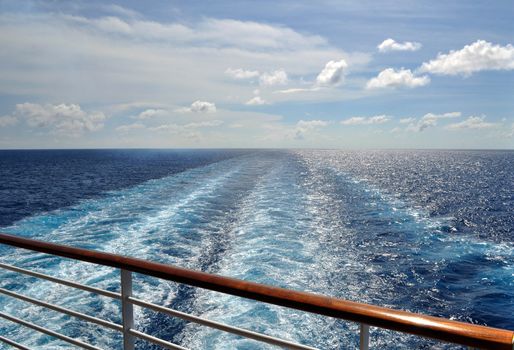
<box><xmin>445</xmin><ymin>116</ymin><xmax>497</xmax><ymax>130</ymax></box>
<box><xmin>341</xmin><ymin>115</ymin><xmax>390</xmax><ymax>125</ymax></box>
<box><xmin>136</xmin><ymin>109</ymin><xmax>168</xmax><ymax>119</ymax></box>
<box><xmin>0</xmin><ymin>115</ymin><xmax>18</xmax><ymax>128</ymax></box>
<box><xmin>246</xmin><ymin>96</ymin><xmax>269</xmax><ymax>105</ymax></box>
<box><xmin>116</xmin><ymin>123</ymin><xmax>145</xmax><ymax>133</ymax></box>
<box><xmin>150</xmin><ymin>120</ymin><xmax>223</xmax><ymax>133</ymax></box>
<box><xmin>225</xmin><ymin>68</ymin><xmax>260</xmax><ymax>80</ymax></box>
<box><xmin>225</xmin><ymin>68</ymin><xmax>288</xmax><ymax>87</ymax></box>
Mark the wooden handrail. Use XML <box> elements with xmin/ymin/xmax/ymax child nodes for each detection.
<box><xmin>0</xmin><ymin>232</ymin><xmax>512</xmax><ymax>349</ymax></box>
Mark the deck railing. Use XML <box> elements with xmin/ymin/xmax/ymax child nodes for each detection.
<box><xmin>0</xmin><ymin>232</ymin><xmax>512</xmax><ymax>350</ymax></box>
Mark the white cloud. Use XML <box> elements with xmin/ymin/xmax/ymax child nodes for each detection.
<box><xmin>341</xmin><ymin>115</ymin><xmax>390</xmax><ymax>125</ymax></box>
<box><xmin>259</xmin><ymin>70</ymin><xmax>288</xmax><ymax>86</ymax></box>
<box><xmin>76</xmin><ymin>16</ymin><xmax>328</xmax><ymax>50</ymax></box>
<box><xmin>445</xmin><ymin>116</ymin><xmax>497</xmax><ymax>130</ymax></box>
<box><xmin>176</xmin><ymin>100</ymin><xmax>217</xmax><ymax>113</ymax></box>
<box><xmin>151</xmin><ymin>119</ymin><xmax>223</xmax><ymax>133</ymax></box>
<box><xmin>226</xmin><ymin>68</ymin><xmax>288</xmax><ymax>88</ymax></box>
<box><xmin>0</xmin><ymin>11</ymin><xmax>367</xmax><ymax>111</ymax></box>
<box><xmin>93</xmin><ymin>16</ymin><xmax>133</xmax><ymax>34</ymax></box>
<box><xmin>101</xmin><ymin>4</ymin><xmax>141</xmax><ymax>19</ymax></box>
<box><xmin>150</xmin><ymin>123</ymin><xmax>181</xmax><ymax>133</ymax></box>
<box><xmin>366</xmin><ymin>68</ymin><xmax>430</xmax><ymax>89</ymax></box>
<box><xmin>399</xmin><ymin>117</ymin><xmax>415</xmax><ymax>124</ymax></box>
<box><xmin>116</xmin><ymin>123</ymin><xmax>145</xmax><ymax>132</ymax></box>
<box><xmin>377</xmin><ymin>38</ymin><xmax>421</xmax><ymax>52</ymax></box>
<box><xmin>293</xmin><ymin>119</ymin><xmax>329</xmax><ymax>139</ymax></box>
<box><xmin>197</xmin><ymin>18</ymin><xmax>327</xmax><ymax>50</ymax></box>
<box><xmin>407</xmin><ymin>112</ymin><xmax>461</xmax><ymax>132</ymax></box>
<box><xmin>275</xmin><ymin>87</ymin><xmax>319</xmax><ymax>94</ymax></box>
<box><xmin>419</xmin><ymin>40</ymin><xmax>514</xmax><ymax>76</ymax></box>
<box><xmin>184</xmin><ymin>120</ymin><xmax>224</xmax><ymax>128</ymax></box>
<box><xmin>12</xmin><ymin>103</ymin><xmax>106</xmax><ymax>134</ymax></box>
<box><xmin>275</xmin><ymin>58</ymin><xmax>348</xmax><ymax>94</ymax></box>
<box><xmin>246</xmin><ymin>96</ymin><xmax>269</xmax><ymax>105</ymax></box>
<box><xmin>315</xmin><ymin>59</ymin><xmax>348</xmax><ymax>87</ymax></box>
<box><xmin>0</xmin><ymin>115</ymin><xmax>18</xmax><ymax>127</ymax></box>
<box><xmin>136</xmin><ymin>108</ymin><xmax>167</xmax><ymax>119</ymax></box>
<box><xmin>225</xmin><ymin>68</ymin><xmax>260</xmax><ymax>80</ymax></box>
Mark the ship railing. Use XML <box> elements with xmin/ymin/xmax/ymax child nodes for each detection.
<box><xmin>0</xmin><ymin>233</ymin><xmax>512</xmax><ymax>350</ymax></box>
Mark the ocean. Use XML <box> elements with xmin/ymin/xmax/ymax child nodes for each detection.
<box><xmin>0</xmin><ymin>149</ymin><xmax>512</xmax><ymax>349</ymax></box>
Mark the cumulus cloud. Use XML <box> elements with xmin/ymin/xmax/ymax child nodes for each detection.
<box><xmin>11</xmin><ymin>103</ymin><xmax>106</xmax><ymax>134</ymax></box>
<box><xmin>378</xmin><ymin>38</ymin><xmax>422</xmax><ymax>52</ymax></box>
<box><xmin>341</xmin><ymin>115</ymin><xmax>390</xmax><ymax>125</ymax></box>
<box><xmin>293</xmin><ymin>119</ymin><xmax>329</xmax><ymax>139</ymax></box>
<box><xmin>407</xmin><ymin>112</ymin><xmax>461</xmax><ymax>132</ymax></box>
<box><xmin>0</xmin><ymin>115</ymin><xmax>18</xmax><ymax>127</ymax></box>
<box><xmin>176</xmin><ymin>100</ymin><xmax>217</xmax><ymax>113</ymax></box>
<box><xmin>419</xmin><ymin>40</ymin><xmax>514</xmax><ymax>76</ymax></box>
<box><xmin>245</xmin><ymin>96</ymin><xmax>269</xmax><ymax>105</ymax></box>
<box><xmin>259</xmin><ymin>70</ymin><xmax>288</xmax><ymax>86</ymax></box>
<box><xmin>315</xmin><ymin>59</ymin><xmax>348</xmax><ymax>87</ymax></box>
<box><xmin>275</xmin><ymin>58</ymin><xmax>348</xmax><ymax>94</ymax></box>
<box><xmin>445</xmin><ymin>116</ymin><xmax>497</xmax><ymax>130</ymax></box>
<box><xmin>366</xmin><ymin>68</ymin><xmax>430</xmax><ymax>89</ymax></box>
<box><xmin>225</xmin><ymin>68</ymin><xmax>260</xmax><ymax>80</ymax></box>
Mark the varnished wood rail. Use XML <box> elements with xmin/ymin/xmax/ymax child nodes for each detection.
<box><xmin>0</xmin><ymin>232</ymin><xmax>512</xmax><ymax>349</ymax></box>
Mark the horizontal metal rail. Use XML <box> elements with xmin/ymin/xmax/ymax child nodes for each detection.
<box><xmin>0</xmin><ymin>261</ymin><xmax>120</xmax><ymax>300</ymax></box>
<box><xmin>0</xmin><ymin>232</ymin><xmax>513</xmax><ymax>350</ymax></box>
<box><xmin>0</xmin><ymin>311</ymin><xmax>103</xmax><ymax>350</ymax></box>
<box><xmin>0</xmin><ymin>287</ymin><xmax>122</xmax><ymax>332</ymax></box>
<box><xmin>128</xmin><ymin>296</ymin><xmax>318</xmax><ymax>350</ymax></box>
<box><xmin>128</xmin><ymin>329</ymin><xmax>189</xmax><ymax>350</ymax></box>
<box><xmin>0</xmin><ymin>335</ymin><xmax>32</xmax><ymax>350</ymax></box>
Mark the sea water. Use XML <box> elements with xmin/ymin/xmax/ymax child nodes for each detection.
<box><xmin>0</xmin><ymin>149</ymin><xmax>512</xmax><ymax>349</ymax></box>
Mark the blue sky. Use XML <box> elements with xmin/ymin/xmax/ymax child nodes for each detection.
<box><xmin>0</xmin><ymin>0</ymin><xmax>513</xmax><ymax>149</ymax></box>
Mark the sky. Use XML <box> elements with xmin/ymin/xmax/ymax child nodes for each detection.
<box><xmin>0</xmin><ymin>0</ymin><xmax>513</xmax><ymax>149</ymax></box>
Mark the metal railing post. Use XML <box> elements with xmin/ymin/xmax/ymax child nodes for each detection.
<box><xmin>360</xmin><ymin>323</ymin><xmax>370</xmax><ymax>350</ymax></box>
<box><xmin>121</xmin><ymin>269</ymin><xmax>135</xmax><ymax>350</ymax></box>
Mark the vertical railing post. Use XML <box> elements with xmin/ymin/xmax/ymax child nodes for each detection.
<box><xmin>121</xmin><ymin>269</ymin><xmax>135</xmax><ymax>350</ymax></box>
<box><xmin>360</xmin><ymin>323</ymin><xmax>370</xmax><ymax>350</ymax></box>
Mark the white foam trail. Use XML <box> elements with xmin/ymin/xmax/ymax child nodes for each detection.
<box><xmin>0</xmin><ymin>156</ymin><xmax>248</xmax><ymax>349</ymax></box>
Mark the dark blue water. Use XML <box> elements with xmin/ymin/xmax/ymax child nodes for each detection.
<box><xmin>0</xmin><ymin>149</ymin><xmax>249</xmax><ymax>227</ymax></box>
<box><xmin>0</xmin><ymin>149</ymin><xmax>512</xmax><ymax>349</ymax></box>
